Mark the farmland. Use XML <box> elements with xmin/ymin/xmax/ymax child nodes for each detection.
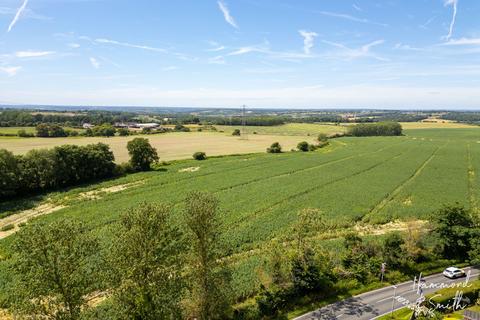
<box><xmin>1</xmin><ymin>127</ymin><xmax>480</xmax><ymax>303</ymax></box>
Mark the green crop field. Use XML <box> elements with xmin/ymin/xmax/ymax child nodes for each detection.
<box><xmin>1</xmin><ymin>128</ymin><xmax>480</xmax><ymax>302</ymax></box>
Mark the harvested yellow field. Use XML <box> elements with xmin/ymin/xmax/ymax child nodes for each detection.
<box><xmin>0</xmin><ymin>132</ymin><xmax>314</xmax><ymax>163</ymax></box>
<box><xmin>400</xmin><ymin>121</ymin><xmax>477</xmax><ymax>129</ymax></box>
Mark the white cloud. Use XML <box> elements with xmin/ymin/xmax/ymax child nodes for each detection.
<box><xmin>442</xmin><ymin>37</ymin><xmax>480</xmax><ymax>46</ymax></box>
<box><xmin>162</xmin><ymin>66</ymin><xmax>178</xmax><ymax>71</ymax></box>
<box><xmin>7</xmin><ymin>0</ymin><xmax>28</xmax><ymax>32</ymax></box>
<box><xmin>15</xmin><ymin>51</ymin><xmax>55</xmax><ymax>58</ymax></box>
<box><xmin>0</xmin><ymin>66</ymin><xmax>21</xmax><ymax>76</ymax></box>
<box><xmin>89</xmin><ymin>57</ymin><xmax>100</xmax><ymax>69</ymax></box>
<box><xmin>318</xmin><ymin>11</ymin><xmax>387</xmax><ymax>27</ymax></box>
<box><xmin>217</xmin><ymin>1</ymin><xmax>238</xmax><ymax>29</ymax></box>
<box><xmin>322</xmin><ymin>39</ymin><xmax>387</xmax><ymax>61</ymax></box>
<box><xmin>352</xmin><ymin>4</ymin><xmax>362</xmax><ymax>12</ymax></box>
<box><xmin>68</xmin><ymin>43</ymin><xmax>81</xmax><ymax>49</ymax></box>
<box><xmin>208</xmin><ymin>55</ymin><xmax>226</xmax><ymax>65</ymax></box>
<box><xmin>444</xmin><ymin>0</ymin><xmax>458</xmax><ymax>40</ymax></box>
<box><xmin>299</xmin><ymin>30</ymin><xmax>318</xmax><ymax>55</ymax></box>
<box><xmin>94</xmin><ymin>38</ymin><xmax>168</xmax><ymax>53</ymax></box>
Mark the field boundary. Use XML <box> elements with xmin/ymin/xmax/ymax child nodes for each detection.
<box><xmin>466</xmin><ymin>143</ymin><xmax>478</xmax><ymax>213</ymax></box>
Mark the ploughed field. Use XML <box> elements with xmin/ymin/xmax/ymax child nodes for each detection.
<box><xmin>1</xmin><ymin>128</ymin><xmax>480</xmax><ymax>300</ymax></box>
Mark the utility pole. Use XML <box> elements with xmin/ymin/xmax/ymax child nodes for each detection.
<box><xmin>241</xmin><ymin>104</ymin><xmax>248</xmax><ymax>140</ymax></box>
<box><xmin>390</xmin><ymin>285</ymin><xmax>397</xmax><ymax>317</ymax></box>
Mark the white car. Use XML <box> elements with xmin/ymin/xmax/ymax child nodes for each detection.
<box><xmin>442</xmin><ymin>267</ymin><xmax>466</xmax><ymax>279</ymax></box>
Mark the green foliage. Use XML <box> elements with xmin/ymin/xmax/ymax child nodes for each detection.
<box><xmin>127</xmin><ymin>137</ymin><xmax>159</xmax><ymax>171</ymax></box>
<box><xmin>317</xmin><ymin>133</ymin><xmax>328</xmax><ymax>142</ymax></box>
<box><xmin>35</xmin><ymin>123</ymin><xmax>68</xmax><ymax>137</ymax></box>
<box><xmin>430</xmin><ymin>205</ymin><xmax>476</xmax><ymax>260</ymax></box>
<box><xmin>109</xmin><ymin>202</ymin><xmax>186</xmax><ymax>319</ymax></box>
<box><xmin>382</xmin><ymin>232</ymin><xmax>406</xmax><ymax>269</ymax></box>
<box><xmin>348</xmin><ymin>121</ymin><xmax>403</xmax><ymax>137</ymax></box>
<box><xmin>267</xmin><ymin>142</ymin><xmax>282</xmax><ymax>153</ymax></box>
<box><xmin>174</xmin><ymin>124</ymin><xmax>191</xmax><ymax>132</ymax></box>
<box><xmin>117</xmin><ymin>128</ymin><xmax>130</xmax><ymax>136</ymax></box>
<box><xmin>17</xmin><ymin>129</ymin><xmax>34</xmax><ymax>137</ymax></box>
<box><xmin>0</xmin><ymin>149</ymin><xmax>20</xmax><ymax>197</ymax></box>
<box><xmin>193</xmin><ymin>151</ymin><xmax>207</xmax><ymax>160</ymax></box>
<box><xmin>0</xmin><ymin>224</ymin><xmax>14</xmax><ymax>231</ymax></box>
<box><xmin>183</xmin><ymin>192</ymin><xmax>233</xmax><ymax>320</ymax></box>
<box><xmin>232</xmin><ymin>129</ymin><xmax>241</xmax><ymax>136</ymax></box>
<box><xmin>11</xmin><ymin>219</ymin><xmax>99</xmax><ymax>319</ymax></box>
<box><xmin>297</xmin><ymin>141</ymin><xmax>309</xmax><ymax>152</ymax></box>
<box><xmin>92</xmin><ymin>123</ymin><xmax>116</xmax><ymax>137</ymax></box>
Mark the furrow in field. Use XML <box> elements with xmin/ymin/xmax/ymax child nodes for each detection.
<box><xmin>362</xmin><ymin>142</ymin><xmax>447</xmax><ymax>221</ymax></box>
<box><xmin>227</xmin><ymin>149</ymin><xmax>408</xmax><ymax>229</ymax></box>
<box><xmin>211</xmin><ymin>139</ymin><xmax>409</xmax><ymax>196</ymax></box>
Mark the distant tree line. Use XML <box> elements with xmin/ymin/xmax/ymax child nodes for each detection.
<box><xmin>347</xmin><ymin>122</ymin><xmax>403</xmax><ymax>137</ymax></box>
<box><xmin>0</xmin><ymin>109</ymin><xmax>137</xmax><ymax>127</ymax></box>
<box><xmin>440</xmin><ymin>112</ymin><xmax>480</xmax><ymax>123</ymax></box>
<box><xmin>0</xmin><ymin>138</ymin><xmax>159</xmax><ymax>199</ymax></box>
<box><xmin>206</xmin><ymin>116</ymin><xmax>286</xmax><ymax>126</ymax></box>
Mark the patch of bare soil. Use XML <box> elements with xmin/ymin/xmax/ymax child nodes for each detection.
<box><xmin>0</xmin><ymin>203</ymin><xmax>66</xmax><ymax>240</ymax></box>
<box><xmin>0</xmin><ymin>309</ymin><xmax>12</xmax><ymax>320</ymax></box>
<box><xmin>354</xmin><ymin>220</ymin><xmax>428</xmax><ymax>236</ymax></box>
<box><xmin>78</xmin><ymin>182</ymin><xmax>143</xmax><ymax>200</ymax></box>
<box><xmin>179</xmin><ymin>166</ymin><xmax>200</xmax><ymax>173</ymax></box>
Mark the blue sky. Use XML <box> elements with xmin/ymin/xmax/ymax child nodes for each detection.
<box><xmin>1</xmin><ymin>0</ymin><xmax>480</xmax><ymax>109</ymax></box>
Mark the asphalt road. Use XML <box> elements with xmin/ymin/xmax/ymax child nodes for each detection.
<box><xmin>294</xmin><ymin>266</ymin><xmax>480</xmax><ymax>320</ymax></box>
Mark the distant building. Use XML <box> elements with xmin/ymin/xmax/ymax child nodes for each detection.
<box><xmin>82</xmin><ymin>123</ymin><xmax>94</xmax><ymax>129</ymax></box>
<box><xmin>136</xmin><ymin>123</ymin><xmax>160</xmax><ymax>129</ymax></box>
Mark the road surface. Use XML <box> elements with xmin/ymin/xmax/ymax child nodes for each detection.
<box><xmin>294</xmin><ymin>266</ymin><xmax>480</xmax><ymax>320</ymax></box>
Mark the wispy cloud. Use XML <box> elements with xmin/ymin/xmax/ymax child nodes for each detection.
<box><xmin>318</xmin><ymin>11</ymin><xmax>387</xmax><ymax>27</ymax></box>
<box><xmin>299</xmin><ymin>30</ymin><xmax>318</xmax><ymax>55</ymax></box>
<box><xmin>0</xmin><ymin>66</ymin><xmax>21</xmax><ymax>76</ymax></box>
<box><xmin>420</xmin><ymin>16</ymin><xmax>436</xmax><ymax>29</ymax></box>
<box><xmin>208</xmin><ymin>56</ymin><xmax>226</xmax><ymax>65</ymax></box>
<box><xmin>442</xmin><ymin>37</ymin><xmax>480</xmax><ymax>45</ymax></box>
<box><xmin>89</xmin><ymin>57</ymin><xmax>100</xmax><ymax>69</ymax></box>
<box><xmin>352</xmin><ymin>4</ymin><xmax>362</xmax><ymax>12</ymax></box>
<box><xmin>7</xmin><ymin>0</ymin><xmax>29</xmax><ymax>32</ymax></box>
<box><xmin>162</xmin><ymin>66</ymin><xmax>178</xmax><ymax>71</ymax></box>
<box><xmin>323</xmin><ymin>39</ymin><xmax>387</xmax><ymax>61</ymax></box>
<box><xmin>68</xmin><ymin>43</ymin><xmax>81</xmax><ymax>49</ymax></box>
<box><xmin>94</xmin><ymin>38</ymin><xmax>168</xmax><ymax>53</ymax></box>
<box><xmin>15</xmin><ymin>51</ymin><xmax>55</xmax><ymax>58</ymax></box>
<box><xmin>444</xmin><ymin>0</ymin><xmax>458</xmax><ymax>40</ymax></box>
<box><xmin>217</xmin><ymin>1</ymin><xmax>238</xmax><ymax>29</ymax></box>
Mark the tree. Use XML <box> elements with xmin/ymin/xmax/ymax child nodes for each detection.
<box><xmin>118</xmin><ymin>128</ymin><xmax>130</xmax><ymax>136</ymax></box>
<box><xmin>183</xmin><ymin>192</ymin><xmax>232</xmax><ymax>320</ymax></box>
<box><xmin>430</xmin><ymin>205</ymin><xmax>475</xmax><ymax>260</ymax></box>
<box><xmin>297</xmin><ymin>141</ymin><xmax>309</xmax><ymax>152</ymax></box>
<box><xmin>11</xmin><ymin>220</ymin><xmax>99</xmax><ymax>320</ymax></box>
<box><xmin>35</xmin><ymin>123</ymin><xmax>50</xmax><ymax>137</ymax></box>
<box><xmin>382</xmin><ymin>232</ymin><xmax>406</xmax><ymax>269</ymax></box>
<box><xmin>232</xmin><ymin>129</ymin><xmax>241</xmax><ymax>136</ymax></box>
<box><xmin>193</xmin><ymin>151</ymin><xmax>207</xmax><ymax>160</ymax></box>
<box><xmin>267</xmin><ymin>142</ymin><xmax>282</xmax><ymax>153</ymax></box>
<box><xmin>92</xmin><ymin>123</ymin><xmax>115</xmax><ymax>137</ymax></box>
<box><xmin>110</xmin><ymin>203</ymin><xmax>186</xmax><ymax>319</ymax></box>
<box><xmin>0</xmin><ymin>149</ymin><xmax>20</xmax><ymax>197</ymax></box>
<box><xmin>19</xmin><ymin>149</ymin><xmax>56</xmax><ymax>192</ymax></box>
<box><xmin>127</xmin><ymin>138</ymin><xmax>159</xmax><ymax>171</ymax></box>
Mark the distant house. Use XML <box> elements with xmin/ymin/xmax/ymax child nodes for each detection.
<box><xmin>135</xmin><ymin>123</ymin><xmax>160</xmax><ymax>129</ymax></box>
<box><xmin>82</xmin><ymin>123</ymin><xmax>94</xmax><ymax>129</ymax></box>
<box><xmin>114</xmin><ymin>122</ymin><xmax>129</xmax><ymax>128</ymax></box>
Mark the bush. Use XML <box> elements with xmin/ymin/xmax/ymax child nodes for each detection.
<box><xmin>267</xmin><ymin>142</ymin><xmax>282</xmax><ymax>153</ymax></box>
<box><xmin>17</xmin><ymin>129</ymin><xmax>33</xmax><ymax>138</ymax></box>
<box><xmin>193</xmin><ymin>152</ymin><xmax>207</xmax><ymax>160</ymax></box>
<box><xmin>118</xmin><ymin>128</ymin><xmax>130</xmax><ymax>136</ymax></box>
<box><xmin>297</xmin><ymin>141</ymin><xmax>309</xmax><ymax>152</ymax></box>
<box><xmin>92</xmin><ymin>123</ymin><xmax>115</xmax><ymax>137</ymax></box>
<box><xmin>0</xmin><ymin>224</ymin><xmax>14</xmax><ymax>232</ymax></box>
<box><xmin>317</xmin><ymin>133</ymin><xmax>328</xmax><ymax>142</ymax></box>
<box><xmin>174</xmin><ymin>124</ymin><xmax>190</xmax><ymax>132</ymax></box>
<box><xmin>232</xmin><ymin>129</ymin><xmax>241</xmax><ymax>136</ymax></box>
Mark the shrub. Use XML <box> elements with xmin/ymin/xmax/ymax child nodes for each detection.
<box><xmin>193</xmin><ymin>152</ymin><xmax>207</xmax><ymax>160</ymax></box>
<box><xmin>17</xmin><ymin>129</ymin><xmax>33</xmax><ymax>138</ymax></box>
<box><xmin>0</xmin><ymin>224</ymin><xmax>14</xmax><ymax>232</ymax></box>
<box><xmin>308</xmin><ymin>144</ymin><xmax>317</xmax><ymax>151</ymax></box>
<box><xmin>267</xmin><ymin>142</ymin><xmax>282</xmax><ymax>153</ymax></box>
<box><xmin>92</xmin><ymin>123</ymin><xmax>116</xmax><ymax>137</ymax></box>
<box><xmin>174</xmin><ymin>124</ymin><xmax>190</xmax><ymax>132</ymax></box>
<box><xmin>317</xmin><ymin>133</ymin><xmax>328</xmax><ymax>142</ymax></box>
<box><xmin>297</xmin><ymin>141</ymin><xmax>309</xmax><ymax>152</ymax></box>
<box><xmin>232</xmin><ymin>129</ymin><xmax>241</xmax><ymax>136</ymax></box>
<box><xmin>118</xmin><ymin>128</ymin><xmax>130</xmax><ymax>136</ymax></box>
